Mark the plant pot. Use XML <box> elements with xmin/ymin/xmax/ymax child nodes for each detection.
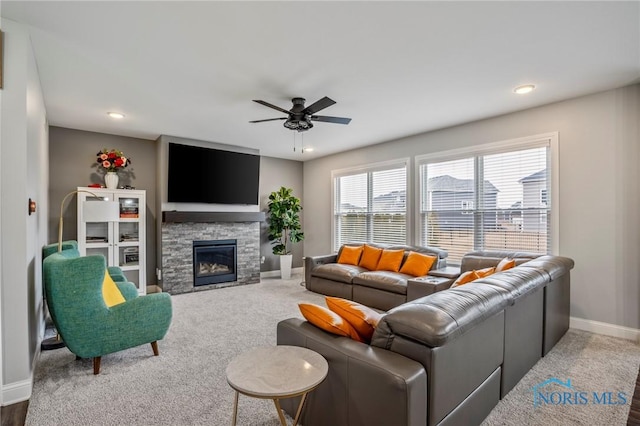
<box><xmin>280</xmin><ymin>254</ymin><xmax>293</xmax><ymax>280</ymax></box>
<box><xmin>105</xmin><ymin>172</ymin><xmax>119</xmax><ymax>189</ymax></box>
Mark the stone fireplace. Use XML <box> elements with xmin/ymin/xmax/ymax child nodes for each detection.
<box><xmin>161</xmin><ymin>211</ymin><xmax>264</xmax><ymax>295</ymax></box>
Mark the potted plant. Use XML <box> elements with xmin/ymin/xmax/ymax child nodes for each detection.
<box><xmin>267</xmin><ymin>186</ymin><xmax>304</xmax><ymax>279</ymax></box>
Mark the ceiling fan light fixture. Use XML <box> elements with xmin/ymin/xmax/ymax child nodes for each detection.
<box><xmin>514</xmin><ymin>84</ymin><xmax>535</xmax><ymax>95</ymax></box>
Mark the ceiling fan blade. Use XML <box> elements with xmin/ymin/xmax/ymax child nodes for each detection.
<box><xmin>302</xmin><ymin>96</ymin><xmax>336</xmax><ymax>115</ymax></box>
<box><xmin>253</xmin><ymin>100</ymin><xmax>291</xmax><ymax>115</ymax></box>
<box><xmin>310</xmin><ymin>115</ymin><xmax>352</xmax><ymax>125</ymax></box>
<box><xmin>249</xmin><ymin>117</ymin><xmax>287</xmax><ymax>123</ymax></box>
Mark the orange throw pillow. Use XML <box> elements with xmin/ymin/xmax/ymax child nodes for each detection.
<box><xmin>376</xmin><ymin>249</ymin><xmax>405</xmax><ymax>272</ymax></box>
<box><xmin>451</xmin><ymin>270</ymin><xmax>479</xmax><ymax>288</ymax></box>
<box><xmin>496</xmin><ymin>257</ymin><xmax>516</xmax><ymax>272</ymax></box>
<box><xmin>476</xmin><ymin>266</ymin><xmax>496</xmax><ymax>278</ymax></box>
<box><xmin>399</xmin><ymin>251</ymin><xmax>437</xmax><ymax>276</ymax></box>
<box><xmin>326</xmin><ymin>297</ymin><xmax>383</xmax><ymax>342</ymax></box>
<box><xmin>298</xmin><ymin>303</ymin><xmax>363</xmax><ymax>342</ymax></box>
<box><xmin>337</xmin><ymin>245</ymin><xmax>364</xmax><ymax>266</ymax></box>
<box><xmin>359</xmin><ymin>245</ymin><xmax>383</xmax><ymax>270</ymax></box>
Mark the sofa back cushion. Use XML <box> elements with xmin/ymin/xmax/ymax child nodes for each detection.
<box><xmin>359</xmin><ymin>245</ymin><xmax>384</xmax><ymax>270</ymax></box>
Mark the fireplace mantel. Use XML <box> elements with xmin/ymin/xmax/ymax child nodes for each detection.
<box><xmin>162</xmin><ymin>211</ymin><xmax>265</xmax><ymax>223</ymax></box>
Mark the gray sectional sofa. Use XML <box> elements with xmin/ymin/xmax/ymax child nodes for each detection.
<box><xmin>278</xmin><ymin>250</ymin><xmax>574</xmax><ymax>426</ymax></box>
<box><xmin>305</xmin><ymin>242</ymin><xmax>450</xmax><ymax>311</ymax></box>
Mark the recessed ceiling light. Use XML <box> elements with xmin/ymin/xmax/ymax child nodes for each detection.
<box><xmin>304</xmin><ymin>147</ymin><xmax>314</xmax><ymax>152</ymax></box>
<box><xmin>514</xmin><ymin>85</ymin><xmax>535</xmax><ymax>95</ymax></box>
<box><xmin>107</xmin><ymin>112</ymin><xmax>125</xmax><ymax>119</ymax></box>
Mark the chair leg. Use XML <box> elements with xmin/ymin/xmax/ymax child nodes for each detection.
<box><xmin>151</xmin><ymin>341</ymin><xmax>159</xmax><ymax>356</ymax></box>
<box><xmin>93</xmin><ymin>357</ymin><xmax>101</xmax><ymax>375</ymax></box>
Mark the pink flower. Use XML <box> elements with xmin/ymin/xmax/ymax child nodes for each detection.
<box><xmin>100</xmin><ymin>153</ymin><xmax>108</xmax><ymax>161</ymax></box>
<box><xmin>102</xmin><ymin>160</ymin><xmax>111</xmax><ymax>168</ymax></box>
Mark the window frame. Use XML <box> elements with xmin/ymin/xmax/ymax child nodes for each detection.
<box><xmin>331</xmin><ymin>158</ymin><xmax>410</xmax><ymax>251</ymax></box>
<box><xmin>414</xmin><ymin>132</ymin><xmax>559</xmax><ymax>258</ymax></box>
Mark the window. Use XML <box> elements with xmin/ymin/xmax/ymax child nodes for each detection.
<box><xmin>418</xmin><ymin>135</ymin><xmax>555</xmax><ymax>263</ymax></box>
<box><xmin>333</xmin><ymin>161</ymin><xmax>407</xmax><ymax>251</ymax></box>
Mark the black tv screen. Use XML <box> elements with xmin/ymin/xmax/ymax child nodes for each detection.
<box><xmin>167</xmin><ymin>143</ymin><xmax>260</xmax><ymax>205</ymax></box>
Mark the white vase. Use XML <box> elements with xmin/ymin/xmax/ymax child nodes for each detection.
<box><xmin>105</xmin><ymin>172</ymin><xmax>119</xmax><ymax>189</ymax></box>
<box><xmin>280</xmin><ymin>254</ymin><xmax>293</xmax><ymax>280</ymax></box>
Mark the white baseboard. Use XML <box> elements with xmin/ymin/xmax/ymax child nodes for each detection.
<box><xmin>2</xmin><ymin>376</ymin><xmax>32</xmax><ymax>406</ymax></box>
<box><xmin>261</xmin><ymin>267</ymin><xmax>303</xmax><ymax>279</ymax></box>
<box><xmin>570</xmin><ymin>316</ymin><xmax>640</xmax><ymax>343</ymax></box>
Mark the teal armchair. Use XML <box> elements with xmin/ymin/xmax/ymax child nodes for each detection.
<box><xmin>42</xmin><ymin>248</ymin><xmax>172</xmax><ymax>374</ymax></box>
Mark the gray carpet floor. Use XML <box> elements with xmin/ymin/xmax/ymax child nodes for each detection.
<box><xmin>27</xmin><ymin>275</ymin><xmax>640</xmax><ymax>425</ymax></box>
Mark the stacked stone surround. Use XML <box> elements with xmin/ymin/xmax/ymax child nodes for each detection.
<box><xmin>161</xmin><ymin>221</ymin><xmax>260</xmax><ymax>295</ymax></box>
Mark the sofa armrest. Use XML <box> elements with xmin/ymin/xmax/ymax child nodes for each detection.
<box><xmin>305</xmin><ymin>254</ymin><xmax>338</xmax><ymax>283</ymax></box>
<box><xmin>407</xmin><ymin>276</ymin><xmax>454</xmax><ymax>301</ymax></box>
<box><xmin>277</xmin><ymin>318</ymin><xmax>427</xmax><ymax>426</ymax></box>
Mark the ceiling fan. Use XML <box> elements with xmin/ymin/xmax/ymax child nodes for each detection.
<box><xmin>250</xmin><ymin>96</ymin><xmax>351</xmax><ymax>132</ymax></box>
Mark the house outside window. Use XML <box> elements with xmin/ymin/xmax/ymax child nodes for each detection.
<box><xmin>333</xmin><ymin>160</ymin><xmax>407</xmax><ymax>251</ymax></box>
<box><xmin>417</xmin><ymin>134</ymin><xmax>556</xmax><ymax>263</ymax></box>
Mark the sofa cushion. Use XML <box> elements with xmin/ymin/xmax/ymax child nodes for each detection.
<box><xmin>312</xmin><ymin>263</ymin><xmax>367</xmax><ymax>284</ymax></box>
<box><xmin>359</xmin><ymin>245</ymin><xmax>383</xmax><ymax>270</ymax></box>
<box><xmin>337</xmin><ymin>245</ymin><xmax>364</xmax><ymax>266</ymax></box>
<box><xmin>376</xmin><ymin>249</ymin><xmax>405</xmax><ymax>272</ymax></box>
<box><xmin>372</xmin><ymin>283</ymin><xmax>510</xmax><ymax>347</ymax></box>
<box><xmin>298</xmin><ymin>303</ymin><xmax>364</xmax><ymax>342</ymax></box>
<box><xmin>399</xmin><ymin>251</ymin><xmax>437</xmax><ymax>276</ymax></box>
<box><xmin>353</xmin><ymin>271</ymin><xmax>411</xmax><ymax>295</ymax></box>
<box><xmin>326</xmin><ymin>296</ymin><xmax>383</xmax><ymax>342</ymax></box>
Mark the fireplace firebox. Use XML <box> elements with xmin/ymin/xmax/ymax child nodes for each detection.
<box><xmin>193</xmin><ymin>239</ymin><xmax>237</xmax><ymax>286</ymax></box>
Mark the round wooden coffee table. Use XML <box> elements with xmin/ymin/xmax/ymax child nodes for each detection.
<box><xmin>226</xmin><ymin>345</ymin><xmax>328</xmax><ymax>426</ymax></box>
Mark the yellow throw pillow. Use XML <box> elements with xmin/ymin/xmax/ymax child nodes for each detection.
<box><xmin>326</xmin><ymin>297</ymin><xmax>383</xmax><ymax>342</ymax></box>
<box><xmin>399</xmin><ymin>251</ymin><xmax>437</xmax><ymax>276</ymax></box>
<box><xmin>496</xmin><ymin>257</ymin><xmax>516</xmax><ymax>272</ymax></box>
<box><xmin>299</xmin><ymin>303</ymin><xmax>363</xmax><ymax>342</ymax></box>
<box><xmin>358</xmin><ymin>245</ymin><xmax>383</xmax><ymax>271</ymax></box>
<box><xmin>451</xmin><ymin>270</ymin><xmax>480</xmax><ymax>288</ymax></box>
<box><xmin>376</xmin><ymin>249</ymin><xmax>405</xmax><ymax>272</ymax></box>
<box><xmin>337</xmin><ymin>245</ymin><xmax>364</xmax><ymax>266</ymax></box>
<box><xmin>103</xmin><ymin>270</ymin><xmax>126</xmax><ymax>307</ymax></box>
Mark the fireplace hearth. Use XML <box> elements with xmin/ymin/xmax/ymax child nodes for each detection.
<box><xmin>193</xmin><ymin>239</ymin><xmax>237</xmax><ymax>286</ymax></box>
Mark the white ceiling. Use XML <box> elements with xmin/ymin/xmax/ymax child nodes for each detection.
<box><xmin>2</xmin><ymin>1</ymin><xmax>639</xmax><ymax>161</ymax></box>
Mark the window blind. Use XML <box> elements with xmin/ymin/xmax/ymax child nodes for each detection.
<box><xmin>419</xmin><ymin>145</ymin><xmax>550</xmax><ymax>264</ymax></box>
<box><xmin>334</xmin><ymin>163</ymin><xmax>407</xmax><ymax>251</ymax></box>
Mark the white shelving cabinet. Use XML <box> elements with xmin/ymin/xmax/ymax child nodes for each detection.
<box><xmin>77</xmin><ymin>187</ymin><xmax>146</xmax><ymax>295</ymax></box>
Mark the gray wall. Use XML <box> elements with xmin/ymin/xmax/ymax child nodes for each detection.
<box><xmin>259</xmin><ymin>156</ymin><xmax>304</xmax><ymax>271</ymax></box>
<box><xmin>303</xmin><ymin>84</ymin><xmax>640</xmax><ymax>330</ymax></box>
<box><xmin>48</xmin><ymin>127</ymin><xmax>158</xmax><ymax>287</ymax></box>
<box><xmin>49</xmin><ymin>129</ymin><xmax>305</xmax><ymax>288</ymax></box>
<box><xmin>0</xmin><ymin>17</ymin><xmax>49</xmax><ymax>403</ymax></box>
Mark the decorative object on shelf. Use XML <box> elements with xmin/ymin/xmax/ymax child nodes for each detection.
<box><xmin>95</xmin><ymin>148</ymin><xmax>132</xmax><ymax>188</ymax></box>
<box><xmin>267</xmin><ymin>186</ymin><xmax>304</xmax><ymax>279</ymax></box>
<box><xmin>104</xmin><ymin>172</ymin><xmax>118</xmax><ymax>189</ymax></box>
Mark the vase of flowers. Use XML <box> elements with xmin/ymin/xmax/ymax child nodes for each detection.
<box><xmin>96</xmin><ymin>148</ymin><xmax>131</xmax><ymax>189</ymax></box>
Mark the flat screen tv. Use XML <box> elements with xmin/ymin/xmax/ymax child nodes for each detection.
<box><xmin>167</xmin><ymin>143</ymin><xmax>260</xmax><ymax>205</ymax></box>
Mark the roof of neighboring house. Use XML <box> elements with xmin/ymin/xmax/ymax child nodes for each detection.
<box><xmin>519</xmin><ymin>169</ymin><xmax>546</xmax><ymax>183</ymax></box>
<box><xmin>428</xmin><ymin>175</ymin><xmax>499</xmax><ymax>194</ymax></box>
